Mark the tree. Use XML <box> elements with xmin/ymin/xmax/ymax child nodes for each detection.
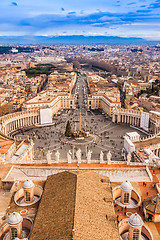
<box><xmin>65</xmin><ymin>120</ymin><xmax>72</xmax><ymax>137</ymax></box>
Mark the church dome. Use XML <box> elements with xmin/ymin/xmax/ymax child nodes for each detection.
<box><xmin>128</xmin><ymin>213</ymin><xmax>143</xmax><ymax>227</ymax></box>
<box><xmin>22</xmin><ymin>179</ymin><xmax>35</xmax><ymax>190</ymax></box>
<box><xmin>8</xmin><ymin>212</ymin><xmax>23</xmax><ymax>226</ymax></box>
<box><xmin>120</xmin><ymin>180</ymin><xmax>133</xmax><ymax>191</ymax></box>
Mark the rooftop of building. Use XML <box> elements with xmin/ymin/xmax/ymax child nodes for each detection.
<box><xmin>143</xmin><ymin>194</ymin><xmax>160</xmax><ymax>214</ymax></box>
<box><xmin>24</xmin><ymin>90</ymin><xmax>70</xmax><ymax>105</ymax></box>
<box><xmin>135</xmin><ymin>137</ymin><xmax>160</xmax><ymax>148</ymax></box>
<box><xmin>30</xmin><ymin>171</ymin><xmax>120</xmax><ymax>240</ymax></box>
<box><xmin>30</xmin><ymin>171</ymin><xmax>77</xmax><ymax>240</ymax></box>
<box><xmin>0</xmin><ymin>134</ymin><xmax>14</xmax><ymax>155</ymax></box>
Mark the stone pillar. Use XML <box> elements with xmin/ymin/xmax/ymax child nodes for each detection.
<box><xmin>112</xmin><ymin>114</ymin><xmax>115</xmax><ymax>123</ymax></box>
<box><xmin>117</xmin><ymin>114</ymin><xmax>121</xmax><ymax>123</ymax></box>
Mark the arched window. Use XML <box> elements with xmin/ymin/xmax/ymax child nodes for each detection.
<box><xmin>124</xmin><ymin>193</ymin><xmax>129</xmax><ymax>203</ymax></box>
<box><xmin>25</xmin><ymin>192</ymin><xmax>30</xmax><ymax>202</ymax></box>
<box><xmin>133</xmin><ymin>229</ymin><xmax>139</xmax><ymax>240</ymax></box>
<box><xmin>11</xmin><ymin>228</ymin><xmax>17</xmax><ymax>239</ymax></box>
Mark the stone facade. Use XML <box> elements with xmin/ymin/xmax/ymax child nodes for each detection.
<box><xmin>112</xmin><ymin>108</ymin><xmax>160</xmax><ymax>135</ymax></box>
<box><xmin>87</xmin><ymin>95</ymin><xmax>121</xmax><ymax>117</ymax></box>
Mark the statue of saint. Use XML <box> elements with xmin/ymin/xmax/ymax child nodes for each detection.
<box><xmin>55</xmin><ymin>150</ymin><xmax>60</xmax><ymax>163</ymax></box>
<box><xmin>76</xmin><ymin>148</ymin><xmax>81</xmax><ymax>163</ymax></box>
<box><xmin>107</xmin><ymin>151</ymin><xmax>112</xmax><ymax>164</ymax></box>
<box><xmin>100</xmin><ymin>151</ymin><xmax>104</xmax><ymax>163</ymax></box>
<box><xmin>47</xmin><ymin>150</ymin><xmax>52</xmax><ymax>164</ymax></box>
<box><xmin>87</xmin><ymin>150</ymin><xmax>92</xmax><ymax>163</ymax></box>
<box><xmin>67</xmin><ymin>150</ymin><xmax>72</xmax><ymax>163</ymax></box>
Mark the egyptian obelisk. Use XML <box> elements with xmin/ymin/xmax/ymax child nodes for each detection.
<box><xmin>79</xmin><ymin>110</ymin><xmax>81</xmax><ymax>131</ymax></box>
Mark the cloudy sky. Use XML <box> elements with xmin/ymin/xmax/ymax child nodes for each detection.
<box><xmin>0</xmin><ymin>0</ymin><xmax>160</xmax><ymax>39</ymax></box>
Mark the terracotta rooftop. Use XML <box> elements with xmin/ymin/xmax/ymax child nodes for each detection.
<box><xmin>143</xmin><ymin>194</ymin><xmax>160</xmax><ymax>214</ymax></box>
<box><xmin>0</xmin><ymin>135</ymin><xmax>14</xmax><ymax>155</ymax></box>
<box><xmin>30</xmin><ymin>171</ymin><xmax>120</xmax><ymax>240</ymax></box>
<box><xmin>30</xmin><ymin>171</ymin><xmax>77</xmax><ymax>240</ymax></box>
<box><xmin>74</xmin><ymin>171</ymin><xmax>120</xmax><ymax>240</ymax></box>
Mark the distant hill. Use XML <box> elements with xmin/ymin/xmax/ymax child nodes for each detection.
<box><xmin>0</xmin><ymin>35</ymin><xmax>159</xmax><ymax>45</ymax></box>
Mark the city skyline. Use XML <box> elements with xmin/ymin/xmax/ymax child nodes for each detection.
<box><xmin>0</xmin><ymin>0</ymin><xmax>160</xmax><ymax>40</ymax></box>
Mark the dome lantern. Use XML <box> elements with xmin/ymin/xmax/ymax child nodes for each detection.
<box><xmin>8</xmin><ymin>212</ymin><xmax>23</xmax><ymax>226</ymax></box>
<box><xmin>8</xmin><ymin>212</ymin><xmax>23</xmax><ymax>240</ymax></box>
<box><xmin>22</xmin><ymin>180</ymin><xmax>35</xmax><ymax>190</ymax></box>
<box><xmin>120</xmin><ymin>180</ymin><xmax>133</xmax><ymax>205</ymax></box>
<box><xmin>120</xmin><ymin>180</ymin><xmax>133</xmax><ymax>191</ymax></box>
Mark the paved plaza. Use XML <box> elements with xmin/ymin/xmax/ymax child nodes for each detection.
<box><xmin>14</xmin><ymin>74</ymin><xmax>146</xmax><ymax>162</ymax></box>
<box><xmin>14</xmin><ymin>108</ymin><xmax>146</xmax><ymax>162</ymax></box>
<box><xmin>14</xmin><ymin>109</ymin><xmax>145</xmax><ymax>161</ymax></box>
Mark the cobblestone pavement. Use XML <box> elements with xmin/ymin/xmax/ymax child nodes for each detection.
<box><xmin>14</xmin><ymin>75</ymin><xmax>146</xmax><ymax>162</ymax></box>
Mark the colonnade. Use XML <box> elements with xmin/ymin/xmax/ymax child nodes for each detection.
<box><xmin>149</xmin><ymin>144</ymin><xmax>160</xmax><ymax>158</ymax></box>
<box><xmin>112</xmin><ymin>109</ymin><xmax>141</xmax><ymax>128</ymax></box>
<box><xmin>120</xmin><ymin>114</ymin><xmax>141</xmax><ymax>127</ymax></box>
<box><xmin>154</xmin><ymin>149</ymin><xmax>160</xmax><ymax>157</ymax></box>
<box><xmin>0</xmin><ymin>110</ymin><xmax>39</xmax><ymax>136</ymax></box>
<box><xmin>112</xmin><ymin>108</ymin><xmax>160</xmax><ymax>135</ymax></box>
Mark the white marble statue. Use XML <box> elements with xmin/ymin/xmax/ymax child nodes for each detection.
<box><xmin>107</xmin><ymin>151</ymin><xmax>112</xmax><ymax>164</ymax></box>
<box><xmin>67</xmin><ymin>150</ymin><xmax>72</xmax><ymax>163</ymax></box>
<box><xmin>100</xmin><ymin>151</ymin><xmax>104</xmax><ymax>163</ymax></box>
<box><xmin>55</xmin><ymin>150</ymin><xmax>60</xmax><ymax>163</ymax></box>
<box><xmin>127</xmin><ymin>152</ymin><xmax>131</xmax><ymax>165</ymax></box>
<box><xmin>76</xmin><ymin>148</ymin><xmax>81</xmax><ymax>163</ymax></box>
<box><xmin>47</xmin><ymin>150</ymin><xmax>52</xmax><ymax>164</ymax></box>
<box><xmin>121</xmin><ymin>148</ymin><xmax>124</xmax><ymax>156</ymax></box>
<box><xmin>87</xmin><ymin>150</ymin><xmax>92</xmax><ymax>163</ymax></box>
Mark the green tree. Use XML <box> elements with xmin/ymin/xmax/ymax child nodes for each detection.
<box><xmin>65</xmin><ymin>120</ymin><xmax>72</xmax><ymax>137</ymax></box>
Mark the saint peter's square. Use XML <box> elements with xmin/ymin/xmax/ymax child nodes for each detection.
<box><xmin>0</xmin><ymin>44</ymin><xmax>160</xmax><ymax>240</ymax></box>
